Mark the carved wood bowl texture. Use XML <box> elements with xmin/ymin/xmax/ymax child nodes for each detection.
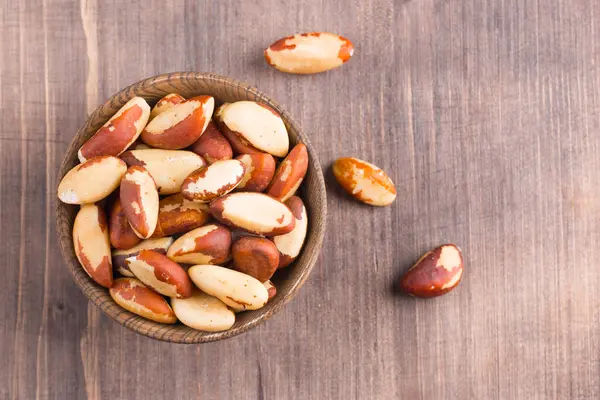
<box><xmin>56</xmin><ymin>72</ymin><xmax>327</xmax><ymax>343</ymax></box>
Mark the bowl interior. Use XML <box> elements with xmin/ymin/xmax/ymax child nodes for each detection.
<box><xmin>56</xmin><ymin>72</ymin><xmax>327</xmax><ymax>343</ymax></box>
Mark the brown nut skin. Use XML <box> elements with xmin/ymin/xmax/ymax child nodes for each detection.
<box><xmin>209</xmin><ymin>192</ymin><xmax>295</xmax><ymax>236</ymax></box>
<box><xmin>216</xmin><ymin>101</ymin><xmax>289</xmax><ymax>157</ymax></box>
<box><xmin>273</xmin><ymin>196</ymin><xmax>308</xmax><ymax>268</ymax></box>
<box><xmin>214</xmin><ymin>103</ymin><xmax>261</xmax><ymax>155</ymax></box>
<box><xmin>151</xmin><ymin>194</ymin><xmax>209</xmax><ymax>238</ymax></box>
<box><xmin>265</xmin><ymin>32</ymin><xmax>354</xmax><ymax>74</ymax></box>
<box><xmin>232</xmin><ymin>237</ymin><xmax>279</xmax><ymax>282</ymax></box>
<box><xmin>400</xmin><ymin>244</ymin><xmax>464</xmax><ymax>298</ymax></box>
<box><xmin>77</xmin><ymin>97</ymin><xmax>151</xmax><ymax>162</ymax></box>
<box><xmin>264</xmin><ymin>280</ymin><xmax>277</xmax><ymax>301</ymax></box>
<box><xmin>109</xmin><ymin>278</ymin><xmax>177</xmax><ymax>323</ymax></box>
<box><xmin>141</xmin><ymin>96</ymin><xmax>214</xmax><ymax>149</ymax></box>
<box><xmin>73</xmin><ymin>204</ymin><xmax>113</xmax><ymax>288</ymax></box>
<box><xmin>180</xmin><ymin>159</ymin><xmax>245</xmax><ymax>203</ymax></box>
<box><xmin>332</xmin><ymin>157</ymin><xmax>397</xmax><ymax>206</ymax></box>
<box><xmin>267</xmin><ymin>143</ymin><xmax>308</xmax><ymax>201</ymax></box>
<box><xmin>58</xmin><ymin>156</ymin><xmax>127</xmax><ymax>204</ymax></box>
<box><xmin>188</xmin><ymin>120</ymin><xmax>233</xmax><ymax>164</ymax></box>
<box><xmin>235</xmin><ymin>153</ymin><xmax>276</xmax><ymax>192</ymax></box>
<box><xmin>219</xmin><ymin>123</ymin><xmax>262</xmax><ymax>155</ymax></box>
<box><xmin>109</xmin><ymin>197</ymin><xmax>142</xmax><ymax>250</ymax></box>
<box><xmin>150</xmin><ymin>93</ymin><xmax>185</xmax><ymax>120</ymax></box>
<box><xmin>112</xmin><ymin>237</ymin><xmax>173</xmax><ymax>277</ymax></box>
<box><xmin>120</xmin><ymin>166</ymin><xmax>159</xmax><ymax>239</ymax></box>
<box><xmin>126</xmin><ymin>250</ymin><xmax>193</xmax><ymax>298</ymax></box>
<box><xmin>166</xmin><ymin>223</ymin><xmax>232</xmax><ymax>265</ymax></box>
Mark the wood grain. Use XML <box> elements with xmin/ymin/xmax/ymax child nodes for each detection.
<box><xmin>2</xmin><ymin>0</ymin><xmax>600</xmax><ymax>398</ymax></box>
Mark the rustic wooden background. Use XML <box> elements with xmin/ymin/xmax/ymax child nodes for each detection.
<box><xmin>2</xmin><ymin>0</ymin><xmax>600</xmax><ymax>399</ymax></box>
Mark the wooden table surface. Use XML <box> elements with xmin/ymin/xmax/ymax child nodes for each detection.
<box><xmin>2</xmin><ymin>0</ymin><xmax>600</xmax><ymax>399</ymax></box>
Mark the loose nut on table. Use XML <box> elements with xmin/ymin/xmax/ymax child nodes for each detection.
<box><xmin>400</xmin><ymin>244</ymin><xmax>464</xmax><ymax>298</ymax></box>
<box><xmin>265</xmin><ymin>32</ymin><xmax>354</xmax><ymax>74</ymax></box>
<box><xmin>332</xmin><ymin>157</ymin><xmax>397</xmax><ymax>206</ymax></box>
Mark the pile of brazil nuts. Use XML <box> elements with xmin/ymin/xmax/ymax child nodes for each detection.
<box><xmin>58</xmin><ymin>94</ymin><xmax>309</xmax><ymax>332</ymax></box>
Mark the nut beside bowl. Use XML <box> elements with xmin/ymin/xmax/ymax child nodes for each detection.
<box><xmin>56</xmin><ymin>72</ymin><xmax>327</xmax><ymax>343</ymax></box>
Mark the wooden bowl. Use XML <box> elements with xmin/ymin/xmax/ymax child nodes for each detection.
<box><xmin>56</xmin><ymin>72</ymin><xmax>327</xmax><ymax>343</ymax></box>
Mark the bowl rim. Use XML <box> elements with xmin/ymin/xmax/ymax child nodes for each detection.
<box><xmin>56</xmin><ymin>71</ymin><xmax>327</xmax><ymax>343</ymax></box>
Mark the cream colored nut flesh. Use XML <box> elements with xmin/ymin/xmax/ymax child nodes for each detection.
<box><xmin>214</xmin><ymin>103</ymin><xmax>230</xmax><ymax>121</ymax></box>
<box><xmin>120</xmin><ymin>149</ymin><xmax>205</xmax><ymax>195</ymax></box>
<box><xmin>219</xmin><ymin>101</ymin><xmax>289</xmax><ymax>157</ymax></box>
<box><xmin>265</xmin><ymin>32</ymin><xmax>354</xmax><ymax>74</ymax></box>
<box><xmin>188</xmin><ymin>265</ymin><xmax>269</xmax><ymax>311</ymax></box>
<box><xmin>73</xmin><ymin>204</ymin><xmax>113</xmax><ymax>288</ymax></box>
<box><xmin>400</xmin><ymin>244</ymin><xmax>464</xmax><ymax>298</ymax></box>
<box><xmin>58</xmin><ymin>156</ymin><xmax>127</xmax><ymax>204</ymax></box>
<box><xmin>209</xmin><ymin>192</ymin><xmax>295</xmax><ymax>236</ymax></box>
<box><xmin>150</xmin><ymin>93</ymin><xmax>185</xmax><ymax>120</ymax></box>
<box><xmin>273</xmin><ymin>197</ymin><xmax>308</xmax><ymax>268</ymax></box>
<box><xmin>171</xmin><ymin>291</ymin><xmax>235</xmax><ymax>332</ymax></box>
<box><xmin>181</xmin><ymin>159</ymin><xmax>245</xmax><ymax>202</ymax></box>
